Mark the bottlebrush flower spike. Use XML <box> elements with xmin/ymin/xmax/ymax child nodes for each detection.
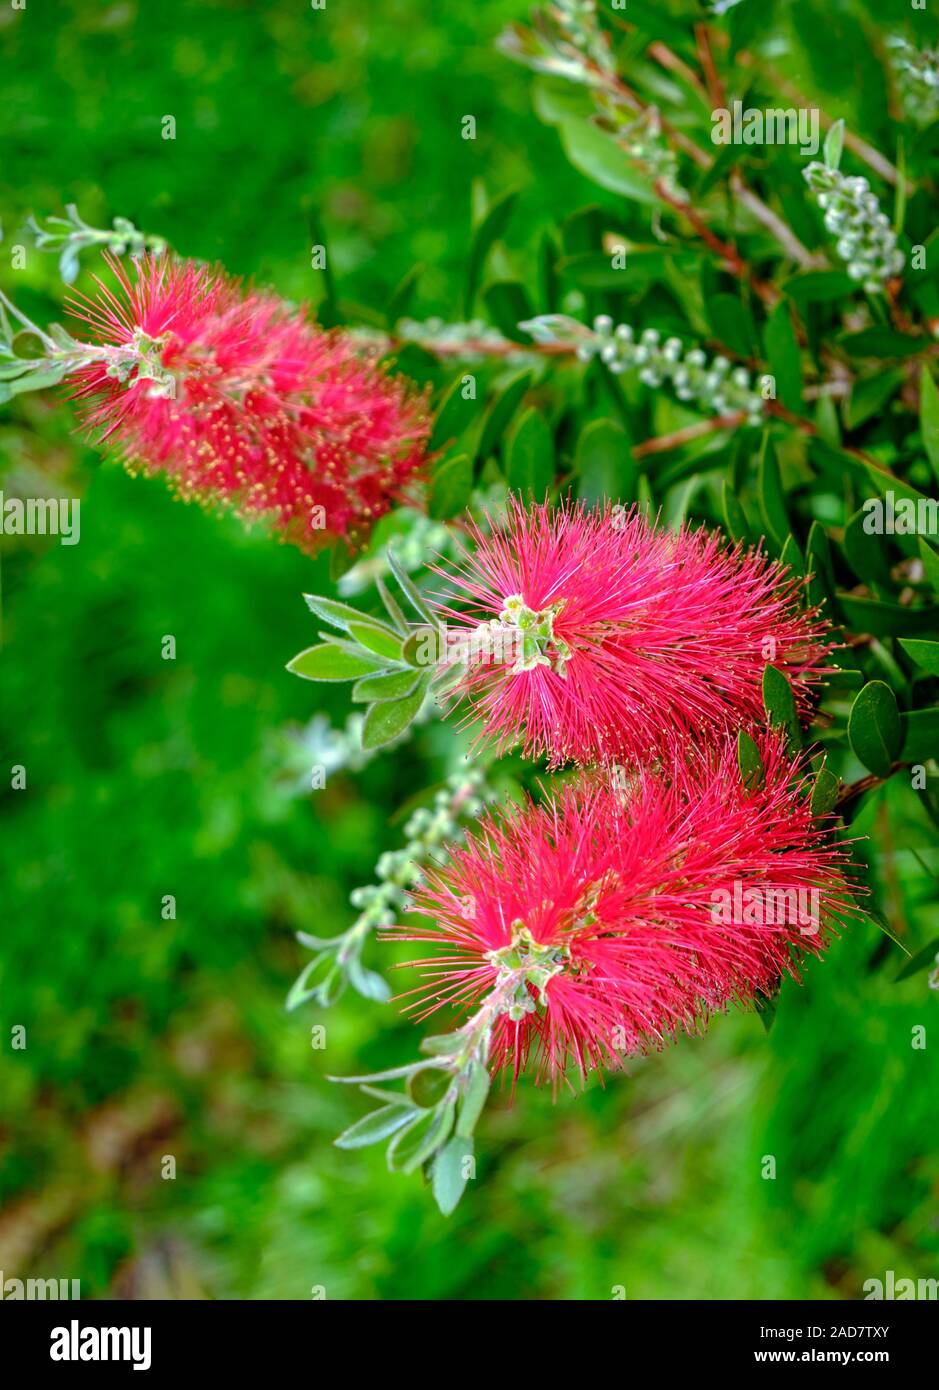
<box><xmin>432</xmin><ymin>497</ymin><xmax>832</xmax><ymax>767</ymax></box>
<box><xmin>393</xmin><ymin>729</ymin><xmax>858</xmax><ymax>1087</ymax></box>
<box><xmin>66</xmin><ymin>255</ymin><xmax>430</xmax><ymax>551</ymax></box>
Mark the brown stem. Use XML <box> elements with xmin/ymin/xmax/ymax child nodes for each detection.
<box><xmin>633</xmin><ymin>413</ymin><xmax>746</xmax><ymax>458</ymax></box>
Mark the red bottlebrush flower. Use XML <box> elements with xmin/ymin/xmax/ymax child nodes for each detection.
<box><xmin>432</xmin><ymin>497</ymin><xmax>832</xmax><ymax>767</ymax></box>
<box><xmin>393</xmin><ymin>730</ymin><xmax>857</xmax><ymax>1087</ymax></box>
<box><xmin>66</xmin><ymin>254</ymin><xmax>430</xmax><ymax>551</ymax></box>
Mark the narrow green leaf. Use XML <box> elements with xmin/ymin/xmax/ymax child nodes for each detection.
<box><xmin>894</xmin><ymin>935</ymin><xmax>939</xmax><ymax>983</ymax></box>
<box><xmin>348</xmin><ymin>622</ymin><xmax>403</xmax><ymax>663</ymax></box>
<box><xmin>755</xmin><ymin>986</ymin><xmax>779</xmax><ymax>1034</ymax></box>
<box><xmin>505</xmin><ymin>406</ymin><xmax>553</xmax><ymax>499</ymax></box>
<box><xmin>430</xmin><ymin>374</ymin><xmax>479</xmax><ymax>452</ymax></box>
<box><xmin>361</xmin><ymin>680</ymin><xmax>428</xmax><ymax>749</ymax></box>
<box><xmin>335</xmin><ymin>1105</ymin><xmax>417</xmax><ymax>1150</ymax></box>
<box><xmin>575</xmin><ymin>418</ymin><xmax>635</xmax><ymax>506</ymax></box>
<box><xmin>762</xmin><ymin>664</ymin><xmax>801</xmax><ymax>750</ymax></box>
<box><xmin>722</xmin><ymin>480</ymin><xmax>750</xmax><ymax>544</ymax></box>
<box><xmin>919</xmin><ymin>537</ymin><xmax>939</xmax><ymax>591</ymax></box>
<box><xmin>824</xmin><ymin>118</ymin><xmax>845</xmax><ymax>170</ymax></box>
<box><xmin>900</xmin><ymin>638</ymin><xmax>939</xmax><ymax>677</ymax></box>
<box><xmin>763</xmin><ymin>299</ymin><xmax>803</xmax><ymax>414</ymax></box>
<box><xmin>287</xmin><ymin>644</ymin><xmax>382</xmax><ymax>682</ymax></box>
<box><xmin>456</xmin><ymin>1060</ymin><xmax>490</xmax><ymax>1139</ymax></box>
<box><xmin>303</xmin><ymin>594</ymin><xmax>395</xmax><ymax>636</ymax></box>
<box><xmin>477</xmin><ymin>370</ymin><xmax>532</xmax><ymax>463</ymax></box>
<box><xmin>847</xmin><ymin>680</ymin><xmax>902</xmax><ymax>778</ymax></box>
<box><xmin>737</xmin><ymin>729</ymin><xmax>765</xmax><ymax>791</ymax></box>
<box><xmin>837</xmin><ymin>593</ymin><xmax>939</xmax><ymax>637</ymax></box>
<box><xmin>465</xmin><ymin>188</ymin><xmax>518</xmax><ymax>315</ymax></box>
<box><xmin>376</xmin><ymin>577</ymin><xmax>410</xmax><ymax>634</ymax></box>
<box><xmin>429</xmin><ymin>452</ymin><xmax>473</xmax><ymax>520</ymax></box>
<box><xmin>387</xmin><ymin>263</ymin><xmax>422</xmax><ymax>325</ymax></box>
<box><xmin>900</xmin><ymin>707</ymin><xmax>939</xmax><ymax>761</ymax></box>
<box><xmin>920</xmin><ymin>367</ymin><xmax>939</xmax><ymax>485</ymax></box>
<box><xmin>810</xmin><ymin>766</ymin><xmax>840</xmax><ymax>818</ymax></box>
<box><xmin>757</xmin><ymin>434</ymin><xmax>788</xmax><ymax>549</ymax></box>
<box><xmin>783</xmin><ymin>270</ymin><xmax>855</xmax><ymax>305</ymax></box>
<box><xmin>351</xmin><ymin>668</ymin><xmax>421</xmax><ymax>703</ymax></box>
<box><xmin>432</xmin><ymin>1135</ymin><xmax>474</xmax><ymax>1216</ymax></box>
<box><xmin>387</xmin><ymin>550</ymin><xmax>440</xmax><ymax>629</ymax></box>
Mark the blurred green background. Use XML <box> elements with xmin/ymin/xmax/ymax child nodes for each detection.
<box><xmin>0</xmin><ymin>0</ymin><xmax>936</xmax><ymax>1300</ymax></box>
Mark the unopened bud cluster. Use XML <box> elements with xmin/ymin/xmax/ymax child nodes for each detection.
<box><xmin>803</xmin><ymin>163</ymin><xmax>904</xmax><ymax>293</ymax></box>
<box><xmin>349</xmin><ymin>769</ymin><xmax>492</xmax><ymax>929</ymax></box>
<box><xmin>887</xmin><ymin>35</ymin><xmax>939</xmax><ymax>128</ymax></box>
<box><xmin>595</xmin><ymin>98</ymin><xmax>679</xmax><ymax>189</ymax></box>
<box><xmin>584</xmin><ymin>315</ymin><xmax>768</xmax><ymax>425</ymax></box>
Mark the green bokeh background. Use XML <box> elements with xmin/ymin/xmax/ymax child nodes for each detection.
<box><xmin>0</xmin><ymin>0</ymin><xmax>936</xmax><ymax>1300</ymax></box>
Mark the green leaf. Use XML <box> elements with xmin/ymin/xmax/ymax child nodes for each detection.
<box><xmin>482</xmin><ymin>280</ymin><xmax>534</xmax><ymax>340</ymax></box>
<box><xmin>0</xmin><ymin>361</ymin><xmax>68</xmax><ymax>402</ymax></box>
<box><xmin>393</xmin><ymin>1097</ymin><xmax>456</xmax><ymax>1175</ymax></box>
<box><xmin>401</xmin><ymin>627</ymin><xmax>439</xmax><ymax>669</ymax></box>
<box><xmin>465</xmin><ymin>188</ymin><xmax>518</xmax><ymax>315</ymax></box>
<box><xmin>387</xmin><ymin>263</ymin><xmax>422</xmax><ymax>324</ymax></box>
<box><xmin>351</xmin><ymin>668</ymin><xmax>421</xmax><ymax>703</ymax></box>
<box><xmin>377</xmin><ymin>577</ymin><xmax>410</xmax><ymax>634</ymax></box>
<box><xmin>430</xmin><ymin>374</ymin><xmax>479</xmax><ymax>452</ymax></box>
<box><xmin>737</xmin><ymin>729</ymin><xmax>765</xmax><ymax>791</ymax></box>
<box><xmin>810</xmin><ymin>765</ymin><xmax>840</xmax><ymax>818</ymax></box>
<box><xmin>757</xmin><ymin>434</ymin><xmax>788</xmax><ymax>549</ymax></box>
<box><xmin>762</xmin><ymin>664</ymin><xmax>801</xmax><ymax>751</ymax></box>
<box><xmin>920</xmin><ymin>367</ymin><xmax>939</xmax><ymax>485</ymax></box>
<box><xmin>387</xmin><ymin>550</ymin><xmax>440</xmax><ymax>629</ymax></box>
<box><xmin>843</xmin><ymin>369</ymin><xmax>905</xmax><ymax>430</ymax></box>
<box><xmin>837</xmin><ymin>593</ymin><xmax>939</xmax><ymax>637</ymax></box>
<box><xmin>348</xmin><ymin>621</ymin><xmax>403</xmax><ymax>663</ymax></box>
<box><xmin>408</xmin><ymin>1066</ymin><xmax>453</xmax><ymax>1108</ymax></box>
<box><xmin>843</xmin><ymin>509</ymin><xmax>894</xmax><ymax>587</ymax></box>
<box><xmin>575</xmin><ymin>418</ymin><xmax>635</xmax><ymax>506</ymax></box>
<box><xmin>839</xmin><ymin>328</ymin><xmax>923</xmax><ymax>359</ymax></box>
<box><xmin>780</xmin><ymin>534</ymin><xmax>804</xmax><ymax>577</ymax></box>
<box><xmin>709</xmin><ymin>293</ymin><xmax>756</xmax><ymax>357</ymax></box>
<box><xmin>477</xmin><ymin>370</ymin><xmax>532</xmax><ymax>463</ymax></box>
<box><xmin>558</xmin><ymin>119</ymin><xmax>656</xmax><ymax>203</ymax></box>
<box><xmin>919</xmin><ymin>537</ymin><xmax>939</xmax><ymax>592</ymax></box>
<box><xmin>847</xmin><ymin>680</ymin><xmax>902</xmax><ymax>778</ymax></box>
<box><xmin>763</xmin><ymin>299</ymin><xmax>803</xmax><ymax>414</ymax></box>
<box><xmin>900</xmin><ymin>638</ymin><xmax>939</xmax><ymax>677</ymax></box>
<box><xmin>456</xmin><ymin>1060</ymin><xmax>490</xmax><ymax>1138</ymax></box>
<box><xmin>303</xmin><ymin>594</ymin><xmax>396</xmax><ymax>637</ymax></box>
<box><xmin>361</xmin><ymin>680</ymin><xmax>428</xmax><ymax>749</ymax></box>
<box><xmin>783</xmin><ymin>270</ymin><xmax>856</xmax><ymax>305</ymax></box>
<box><xmin>722</xmin><ymin>480</ymin><xmax>750</xmax><ymax>544</ymax></box>
<box><xmin>894</xmin><ymin>935</ymin><xmax>939</xmax><ymax>983</ymax></box>
<box><xmin>286</xmin><ymin>644</ymin><xmax>383</xmax><ymax>682</ymax></box>
<box><xmin>755</xmin><ymin>986</ymin><xmax>779</xmax><ymax>1034</ymax></box>
<box><xmin>429</xmin><ymin>452</ymin><xmax>473</xmax><ymax>520</ymax></box>
<box><xmin>432</xmin><ymin>1135</ymin><xmax>474</xmax><ymax>1216</ymax></box>
<box><xmin>505</xmin><ymin>406</ymin><xmax>553</xmax><ymax>498</ymax></box>
<box><xmin>335</xmin><ymin>1104</ymin><xmax>417</xmax><ymax>1150</ymax></box>
<box><xmin>824</xmin><ymin>118</ymin><xmax>845</xmax><ymax>170</ymax></box>
<box><xmin>900</xmin><ymin>707</ymin><xmax>939</xmax><ymax>761</ymax></box>
<box><xmin>806</xmin><ymin>522</ymin><xmax>835</xmax><ymax>609</ymax></box>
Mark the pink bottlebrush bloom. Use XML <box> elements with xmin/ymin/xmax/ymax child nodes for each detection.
<box><xmin>432</xmin><ymin>497</ymin><xmax>832</xmax><ymax>767</ymax></box>
<box><xmin>66</xmin><ymin>254</ymin><xmax>430</xmax><ymax>551</ymax></box>
<box><xmin>392</xmin><ymin>730</ymin><xmax>858</xmax><ymax>1087</ymax></box>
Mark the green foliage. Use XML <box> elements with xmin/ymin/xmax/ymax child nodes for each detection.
<box><xmin>1</xmin><ymin>0</ymin><xmax>938</xmax><ymax>1300</ymax></box>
